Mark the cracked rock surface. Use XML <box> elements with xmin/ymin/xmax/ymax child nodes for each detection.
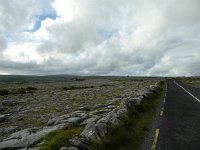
<box><xmin>0</xmin><ymin>76</ymin><xmax>159</xmax><ymax>149</ymax></box>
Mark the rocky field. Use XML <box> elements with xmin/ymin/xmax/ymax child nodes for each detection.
<box><xmin>188</xmin><ymin>80</ymin><xmax>200</xmax><ymax>88</ymax></box>
<box><xmin>180</xmin><ymin>77</ymin><xmax>200</xmax><ymax>88</ymax></box>
<box><xmin>0</xmin><ymin>76</ymin><xmax>160</xmax><ymax>149</ymax></box>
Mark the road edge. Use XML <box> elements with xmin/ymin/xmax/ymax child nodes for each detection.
<box><xmin>141</xmin><ymin>82</ymin><xmax>167</xmax><ymax>150</ymax></box>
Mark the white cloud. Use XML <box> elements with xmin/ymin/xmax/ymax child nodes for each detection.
<box><xmin>0</xmin><ymin>0</ymin><xmax>200</xmax><ymax>76</ymax></box>
<box><xmin>0</xmin><ymin>0</ymin><xmax>37</xmax><ymax>31</ymax></box>
<box><xmin>3</xmin><ymin>42</ymin><xmax>44</xmax><ymax>64</ymax></box>
<box><xmin>52</xmin><ymin>0</ymin><xmax>78</xmax><ymax>21</ymax></box>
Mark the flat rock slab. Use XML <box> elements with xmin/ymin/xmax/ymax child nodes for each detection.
<box><xmin>0</xmin><ymin>124</ymin><xmax>68</xmax><ymax>150</ymax></box>
<box><xmin>2</xmin><ymin>100</ymin><xmax>18</xmax><ymax>106</ymax></box>
<box><xmin>0</xmin><ymin>114</ymin><xmax>10</xmax><ymax>122</ymax></box>
<box><xmin>0</xmin><ymin>126</ymin><xmax>18</xmax><ymax>135</ymax></box>
<box><xmin>79</xmin><ymin>106</ymin><xmax>90</xmax><ymax>111</ymax></box>
<box><xmin>80</xmin><ymin>116</ymin><xmax>100</xmax><ymax>125</ymax></box>
<box><xmin>89</xmin><ymin>109</ymin><xmax>112</xmax><ymax>115</ymax></box>
<box><xmin>66</xmin><ymin>117</ymin><xmax>86</xmax><ymax>124</ymax></box>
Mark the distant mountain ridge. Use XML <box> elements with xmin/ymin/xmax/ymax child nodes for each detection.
<box><xmin>0</xmin><ymin>74</ymin><xmax>77</xmax><ymax>82</ymax></box>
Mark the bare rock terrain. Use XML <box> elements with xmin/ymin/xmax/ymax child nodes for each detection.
<box><xmin>0</xmin><ymin>76</ymin><xmax>160</xmax><ymax>149</ymax></box>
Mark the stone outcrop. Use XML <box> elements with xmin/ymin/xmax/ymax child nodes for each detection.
<box><xmin>47</xmin><ymin>111</ymin><xmax>88</xmax><ymax>126</ymax></box>
<box><xmin>66</xmin><ymin>83</ymin><xmax>159</xmax><ymax>150</ymax></box>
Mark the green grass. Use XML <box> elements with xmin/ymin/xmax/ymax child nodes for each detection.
<box><xmin>89</xmin><ymin>81</ymin><xmax>165</xmax><ymax>150</ymax></box>
<box><xmin>39</xmin><ymin>127</ymin><xmax>83</xmax><ymax>150</ymax></box>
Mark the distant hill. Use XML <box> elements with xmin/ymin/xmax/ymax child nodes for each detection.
<box><xmin>0</xmin><ymin>74</ymin><xmax>77</xmax><ymax>83</ymax></box>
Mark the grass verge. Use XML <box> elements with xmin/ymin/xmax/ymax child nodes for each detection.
<box><xmin>39</xmin><ymin>127</ymin><xmax>83</xmax><ymax>150</ymax></box>
<box><xmin>89</xmin><ymin>81</ymin><xmax>166</xmax><ymax>150</ymax></box>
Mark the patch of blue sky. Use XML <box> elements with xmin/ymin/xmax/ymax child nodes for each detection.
<box><xmin>2</xmin><ymin>31</ymin><xmax>19</xmax><ymax>43</ymax></box>
<box><xmin>28</xmin><ymin>12</ymin><xmax>57</xmax><ymax>32</ymax></box>
<box><xmin>96</xmin><ymin>28</ymin><xmax>118</xmax><ymax>40</ymax></box>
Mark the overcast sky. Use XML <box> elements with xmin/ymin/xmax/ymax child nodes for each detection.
<box><xmin>0</xmin><ymin>0</ymin><xmax>200</xmax><ymax>76</ymax></box>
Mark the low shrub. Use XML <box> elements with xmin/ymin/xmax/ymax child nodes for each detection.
<box><xmin>12</xmin><ymin>86</ymin><xmax>37</xmax><ymax>94</ymax></box>
<box><xmin>99</xmin><ymin>84</ymin><xmax>111</xmax><ymax>87</ymax></box>
<box><xmin>73</xmin><ymin>78</ymin><xmax>86</xmax><ymax>81</ymax></box>
<box><xmin>63</xmin><ymin>86</ymin><xmax>94</xmax><ymax>91</ymax></box>
<box><xmin>14</xmin><ymin>88</ymin><xmax>26</xmax><ymax>94</ymax></box>
<box><xmin>26</xmin><ymin>86</ymin><xmax>37</xmax><ymax>91</ymax></box>
<box><xmin>0</xmin><ymin>89</ymin><xmax>10</xmax><ymax>96</ymax></box>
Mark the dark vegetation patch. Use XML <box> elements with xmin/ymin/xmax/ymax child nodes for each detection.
<box><xmin>99</xmin><ymin>84</ymin><xmax>112</xmax><ymax>87</ymax></box>
<box><xmin>73</xmin><ymin>78</ymin><xmax>86</xmax><ymax>81</ymax></box>
<box><xmin>0</xmin><ymin>86</ymin><xmax>38</xmax><ymax>95</ymax></box>
<box><xmin>13</xmin><ymin>88</ymin><xmax>27</xmax><ymax>94</ymax></box>
<box><xmin>13</xmin><ymin>86</ymin><xmax>38</xmax><ymax>94</ymax></box>
<box><xmin>0</xmin><ymin>89</ymin><xmax>10</xmax><ymax>96</ymax></box>
<box><xmin>26</xmin><ymin>86</ymin><xmax>38</xmax><ymax>91</ymax></box>
<box><xmin>89</xmin><ymin>81</ymin><xmax>165</xmax><ymax>150</ymax></box>
<box><xmin>63</xmin><ymin>86</ymin><xmax>94</xmax><ymax>91</ymax></box>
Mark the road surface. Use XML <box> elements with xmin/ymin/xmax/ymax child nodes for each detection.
<box><xmin>157</xmin><ymin>80</ymin><xmax>200</xmax><ymax>150</ymax></box>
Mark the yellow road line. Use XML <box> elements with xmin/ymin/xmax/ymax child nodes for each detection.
<box><xmin>151</xmin><ymin>128</ymin><xmax>160</xmax><ymax>150</ymax></box>
<box><xmin>160</xmin><ymin>107</ymin><xmax>164</xmax><ymax>117</ymax></box>
<box><xmin>151</xmin><ymin>85</ymin><xmax>166</xmax><ymax>150</ymax></box>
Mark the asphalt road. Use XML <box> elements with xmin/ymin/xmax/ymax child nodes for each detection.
<box><xmin>157</xmin><ymin>80</ymin><xmax>200</xmax><ymax>150</ymax></box>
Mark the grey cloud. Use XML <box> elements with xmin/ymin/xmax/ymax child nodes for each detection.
<box><xmin>0</xmin><ymin>58</ymin><xmax>69</xmax><ymax>75</ymax></box>
<box><xmin>1</xmin><ymin>0</ymin><xmax>200</xmax><ymax>76</ymax></box>
<box><xmin>38</xmin><ymin>21</ymin><xmax>100</xmax><ymax>54</ymax></box>
<box><xmin>0</xmin><ymin>0</ymin><xmax>37</xmax><ymax>30</ymax></box>
<box><xmin>0</xmin><ymin>36</ymin><xmax>7</xmax><ymax>51</ymax></box>
<box><xmin>164</xmin><ymin>55</ymin><xmax>200</xmax><ymax>76</ymax></box>
<box><xmin>165</xmin><ymin>0</ymin><xmax>200</xmax><ymax>27</ymax></box>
